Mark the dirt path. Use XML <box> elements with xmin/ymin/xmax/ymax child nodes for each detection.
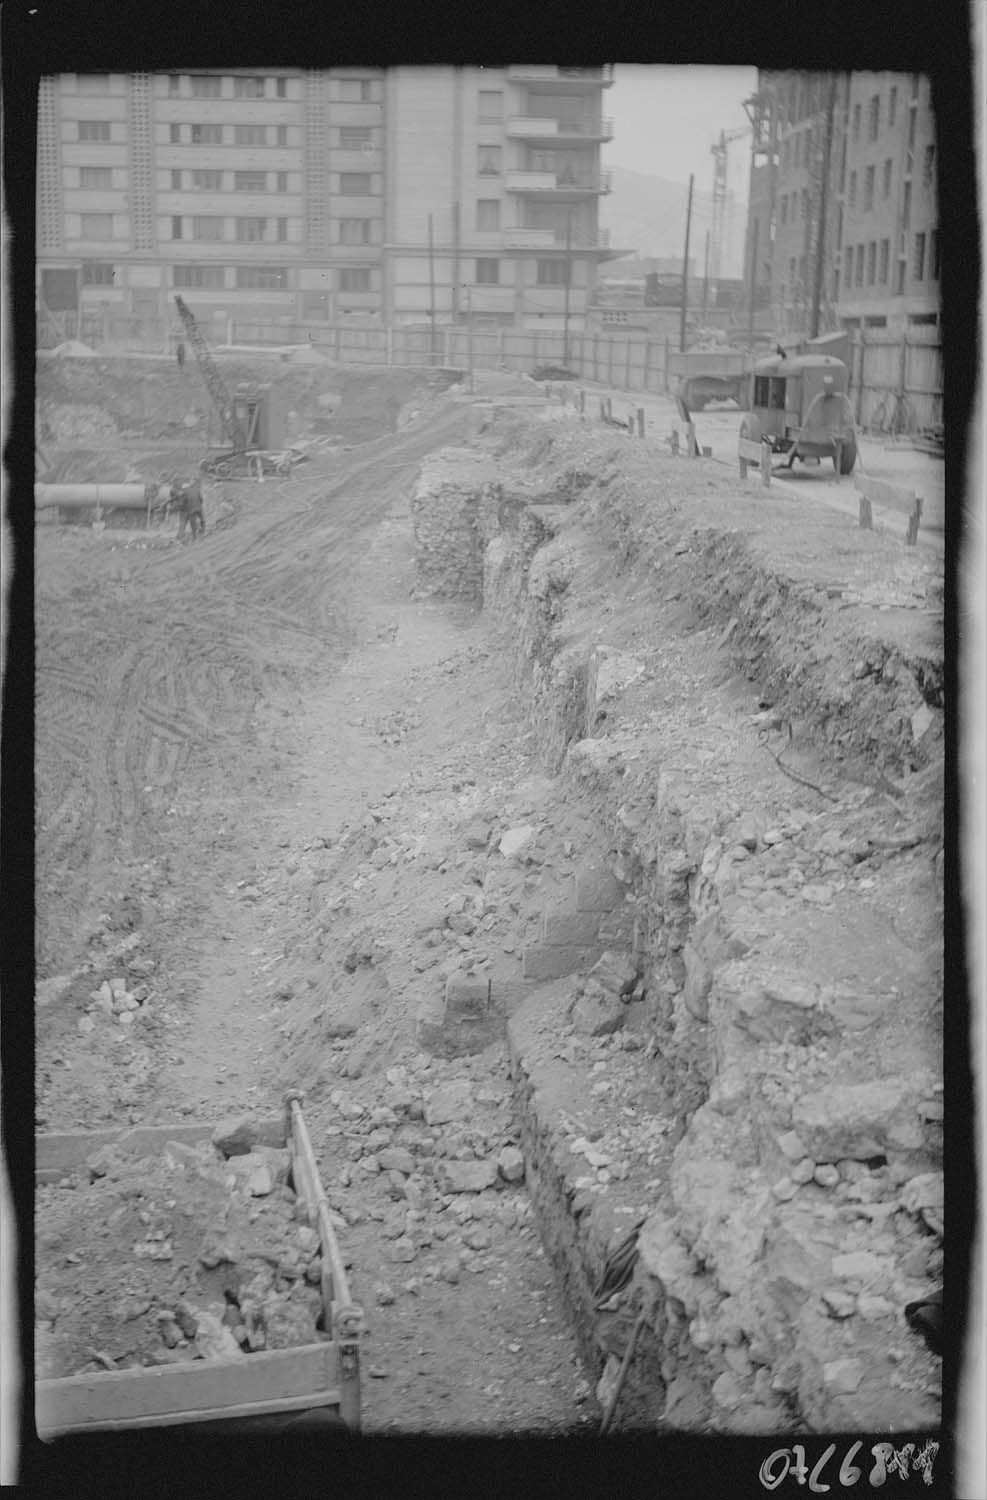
<box><xmin>35</xmin><ymin>393</ymin><xmax>593</xmax><ymax>1433</ymax></box>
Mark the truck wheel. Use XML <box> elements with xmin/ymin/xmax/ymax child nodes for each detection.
<box><xmin>835</xmin><ymin>436</ymin><xmax>857</xmax><ymax>474</ymax></box>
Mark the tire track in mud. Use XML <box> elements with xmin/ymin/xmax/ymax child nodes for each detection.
<box><xmin>36</xmin><ymin>403</ymin><xmax>468</xmax><ymax>975</ymax></box>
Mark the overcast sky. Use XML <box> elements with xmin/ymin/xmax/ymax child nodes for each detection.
<box><xmin>603</xmin><ymin>65</ymin><xmax>758</xmax><ymax>201</ymax></box>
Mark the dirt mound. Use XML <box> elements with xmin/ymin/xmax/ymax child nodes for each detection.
<box><xmin>36</xmin><ymin>1131</ymin><xmax>324</xmax><ymax>1381</ymax></box>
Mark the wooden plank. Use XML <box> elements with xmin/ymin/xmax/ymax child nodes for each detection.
<box><xmin>37</xmin><ymin>1118</ymin><xmax>285</xmax><ymax>1175</ymax></box>
<box><xmin>854</xmin><ymin>473</ymin><xmax>917</xmax><ymax>516</ymax></box>
<box><xmin>738</xmin><ymin>437</ymin><xmax>764</xmax><ymax>462</ymax></box>
<box><xmin>288</xmin><ymin>1102</ymin><xmax>354</xmax><ymax>1315</ymax></box>
<box><xmin>37</xmin><ymin>1342</ymin><xmax>338</xmax><ymax>1437</ymax></box>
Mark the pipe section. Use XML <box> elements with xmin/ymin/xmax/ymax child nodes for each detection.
<box><xmin>34</xmin><ymin>484</ymin><xmax>166</xmax><ymax>510</ymax></box>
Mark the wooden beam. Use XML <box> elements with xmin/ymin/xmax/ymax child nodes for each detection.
<box><xmin>37</xmin><ymin>1343</ymin><xmax>339</xmax><ymax>1437</ymax></box>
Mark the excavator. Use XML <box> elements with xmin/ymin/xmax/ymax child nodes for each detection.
<box><xmin>173</xmin><ymin>294</ymin><xmax>307</xmax><ymax>480</ymax></box>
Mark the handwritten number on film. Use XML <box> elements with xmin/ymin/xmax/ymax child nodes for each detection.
<box><xmin>759</xmin><ymin>1439</ymin><xmax>939</xmax><ymax>1490</ymax></box>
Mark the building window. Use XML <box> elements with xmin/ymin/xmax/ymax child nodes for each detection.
<box><xmin>864</xmin><ymin>315</ymin><xmax>887</xmax><ymax>328</ymax></box>
<box><xmin>902</xmin><ymin>179</ymin><xmax>912</xmax><ymax>227</ymax></box>
<box><xmin>233</xmin><ymin>76</ymin><xmax>266</xmax><ymax>99</ymax></box>
<box><xmin>190</xmin><ymin>75</ymin><xmax>222</xmax><ymax>98</ymax></box>
<box><xmin>911</xmin><ymin>73</ymin><xmax>920</xmax><ymax>99</ymax></box>
<box><xmin>191</xmin><ymin>169</ymin><xmax>222</xmax><ymax>190</ymax></box>
<box><xmin>79</xmin><ymin>166</ymin><xmax>112</xmax><ymax>189</ymax></box>
<box><xmin>340</xmin><ymin>126</ymin><xmax>371</xmax><ymax>150</ymax></box>
<box><xmin>339</xmin><ymin>266</ymin><xmax>371</xmax><ymax>291</ymax></box>
<box><xmin>883</xmin><ymin>158</ymin><xmax>893</xmax><ymax>198</ymax></box>
<box><xmin>339</xmin><ymin>78</ymin><xmax>372</xmax><ymax>102</ymax></box>
<box><xmin>864</xmin><ymin>164</ymin><xmax>875</xmax><ymax>210</ymax></box>
<box><xmin>848</xmin><ymin>170</ymin><xmax>857</xmax><ymax>207</ymax></box>
<box><xmin>536</xmin><ymin>259</ymin><xmax>569</xmax><ymax>286</ymax></box>
<box><xmin>478</xmin><ymin>90</ymin><xmax>503</xmax><ymax>121</ymax></box>
<box><xmin>869</xmin><ymin>94</ymin><xmax>880</xmax><ymax>141</ymax></box>
<box><xmin>173</xmin><ymin>264</ymin><xmax>226</xmax><ymax>288</ymax></box>
<box><xmin>191</xmin><ymin>123</ymin><xmax>223</xmax><ymax>145</ymax></box>
<box><xmin>793</xmin><ymin>132</ymin><xmax>801</xmax><ymax>169</ymax></box>
<box><xmin>235</xmin><ymin>265</ymin><xmax>288</xmax><ymax>289</ymax></box>
<box><xmin>172</xmin><ymin>215</ymin><xmax>183</xmax><ymax>239</ymax></box>
<box><xmin>80</xmin><ymin>213</ymin><xmax>113</xmax><ymax>238</ymax></box>
<box><xmin>930</xmin><ymin>228</ymin><xmax>939</xmax><ymax>279</ymax></box>
<box><xmin>913</xmin><ymin>231</ymin><xmax>926</xmax><ymax>280</ymax></box>
<box><xmin>276</xmin><ymin>126</ymin><xmax>288</xmax><ymax>147</ymax></box>
<box><xmin>276</xmin><ymin>172</ymin><xmax>288</xmax><ymax>192</ymax></box>
<box><xmin>234</xmin><ymin>124</ymin><xmax>266</xmax><ymax>146</ymax></box>
<box><xmin>866</xmin><ymin>241</ymin><xmax>876</xmax><ymax>284</ymax></box>
<box><xmin>79</xmin><ymin>120</ymin><xmax>110</xmax><ymax>142</ymax></box>
<box><xmin>907</xmin><ymin>106</ymin><xmax>917</xmax><ymax>153</ymax></box>
<box><xmin>475</xmin><ymin>257</ymin><xmax>499</xmax><ymax>283</ymax></box>
<box><xmin>832</xmin><ymin>270</ymin><xmax>839</xmax><ymax>302</ymax></box>
<box><xmin>170</xmin><ymin>124</ymin><xmax>181</xmax><ymax>144</ymax></box>
<box><xmin>780</xmin><ymin>196</ymin><xmax>788</xmax><ymax>225</ymax></box>
<box><xmin>852</xmin><ymin>102</ymin><xmax>861</xmax><ymax>141</ymax></box>
<box><xmin>879</xmin><ymin>238</ymin><xmax>890</xmax><ymax>283</ymax></box>
<box><xmin>476</xmin><ymin>199</ymin><xmax>500</xmax><ymax>231</ymax></box>
<box><xmin>168</xmin><ymin>74</ymin><xmax>180</xmax><ymax>95</ymax></box>
<box><xmin>339</xmin><ymin>172</ymin><xmax>372</xmax><ymax>194</ymax></box>
<box><xmin>855</xmin><ymin>244</ymin><xmax>864</xmax><ymax>286</ymax></box>
<box><xmin>276</xmin><ymin>218</ymin><xmax>287</xmax><ymax>241</ymax></box>
<box><xmin>339</xmin><ymin>218</ymin><xmax>372</xmax><ymax>244</ymax></box>
<box><xmin>81</xmin><ymin>261</ymin><xmax>115</xmax><ymax>284</ymax></box>
<box><xmin>478</xmin><ymin>144</ymin><xmax>502</xmax><ymax>176</ymax></box>
<box><xmin>896</xmin><ymin>258</ymin><xmax>906</xmax><ymax>294</ymax></box>
<box><xmin>192</xmin><ymin>216</ymin><xmax>224</xmax><ymax>240</ymax></box>
<box><xmin>782</xmin><ymin>138</ymin><xmax>789</xmax><ymax>172</ymax></box>
<box><xmin>801</xmin><ymin>188</ymin><xmax>808</xmax><ymax>220</ymax></box>
<box><xmin>235</xmin><ymin>170</ymin><xmax>267</xmax><ymax>192</ymax></box>
<box><xmin>78</xmin><ymin>73</ymin><xmax>110</xmax><ymax>94</ymax></box>
<box><xmin>235</xmin><ymin>217</ymin><xmax>266</xmax><ymax>241</ymax></box>
<box><xmin>888</xmin><ymin>85</ymin><xmax>897</xmax><ymax>125</ymax></box>
<box><xmin>171</xmin><ymin>169</ymin><xmax>182</xmax><ymax>189</ymax></box>
<box><xmin>276</xmin><ymin>78</ymin><xmax>287</xmax><ymax>99</ymax></box>
<box><xmin>923</xmin><ymin>144</ymin><xmax>935</xmax><ymax>186</ymax></box>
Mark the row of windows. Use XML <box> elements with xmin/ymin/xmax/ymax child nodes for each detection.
<box><xmin>167</xmin><ymin>122</ymin><xmax>292</xmax><ymax>146</ymax></box>
<box><xmin>849</xmin><ymin>76</ymin><xmax>919</xmax><ymax>145</ymax></box>
<box><xmin>166</xmin><ymin>74</ymin><xmax>290</xmax><ymax>100</ymax></box>
<box><xmin>844</xmin><ymin>146</ymin><xmax>933</xmax><ymax>210</ymax></box>
<box><xmin>74</xmin><ymin>214</ymin><xmax>382</xmax><ymax>243</ymax></box>
<box><xmin>475</xmin><ymin>258</ymin><xmax>571</xmax><ymax>286</ymax></box>
<box><xmin>842</xmin><ymin>229</ymin><xmax>939</xmax><ymax>289</ymax></box>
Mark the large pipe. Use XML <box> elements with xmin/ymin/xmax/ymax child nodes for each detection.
<box><xmin>35</xmin><ymin>484</ymin><xmax>168</xmax><ymax>510</ymax></box>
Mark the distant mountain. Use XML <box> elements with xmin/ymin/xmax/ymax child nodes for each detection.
<box><xmin>601</xmin><ymin>165</ymin><xmax>748</xmax><ymax>280</ymax></box>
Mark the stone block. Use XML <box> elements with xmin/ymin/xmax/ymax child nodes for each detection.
<box><xmin>574</xmin><ymin>861</ymin><xmax>623</xmax><ymax>913</ymax></box>
<box><xmin>522</xmin><ymin>943</ymin><xmax>600</xmax><ymax>981</ymax></box>
<box><xmin>541</xmin><ymin>909</ymin><xmax>600</xmax><ymax>947</ymax></box>
<box><xmin>445</xmin><ymin>972</ymin><xmax>491</xmax><ymax>1020</ymax></box>
<box><xmin>587</xmin><ymin>949</ymin><xmax>637</xmax><ymax>998</ymax></box>
<box><xmin>571</xmin><ymin>986</ymin><xmax>624</xmax><ymax>1036</ymax></box>
<box><xmin>377</xmin><ymin>1147</ymin><xmax>416</xmax><ymax>1175</ymax></box>
<box><xmin>792</xmin><ymin>1076</ymin><xmax>933</xmax><ymax>1162</ymax></box>
<box><xmin>424</xmin><ymin>1081</ymin><xmax>473</xmax><ymax>1126</ymax></box>
<box><xmin>439</xmin><ymin>1159</ymin><xmax>499</xmax><ymax>1194</ymax></box>
<box><xmin>596</xmin><ymin>910</ymin><xmax>634</xmax><ymax>947</ymax></box>
<box><xmin>211</xmin><ymin>1116</ymin><xmax>257</xmax><ymax>1159</ymax></box>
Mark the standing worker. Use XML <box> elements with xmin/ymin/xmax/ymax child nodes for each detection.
<box><xmin>172</xmin><ymin>477</ymin><xmax>206</xmax><ymax>542</ymax></box>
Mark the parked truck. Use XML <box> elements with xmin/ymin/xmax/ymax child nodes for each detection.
<box><xmin>667</xmin><ymin>346</ymin><xmax>752</xmax><ymax>412</ymax></box>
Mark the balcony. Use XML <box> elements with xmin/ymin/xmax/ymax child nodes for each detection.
<box><xmin>506</xmin><ymin>115</ymin><xmax>614</xmax><ymax>142</ymax></box>
<box><xmin>504</xmin><ymin>226</ymin><xmax>611</xmax><ymax>250</ymax></box>
<box><xmin>464</xmin><ymin>283</ymin><xmax>516</xmax><ymax>314</ymax></box>
<box><xmin>507</xmin><ymin>65</ymin><xmax>614</xmax><ymax>88</ymax></box>
<box><xmin>505</xmin><ymin>169</ymin><xmax>611</xmax><ymax>196</ymax></box>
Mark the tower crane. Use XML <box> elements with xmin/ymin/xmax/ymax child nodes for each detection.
<box><xmin>709</xmin><ymin>126</ymin><xmax>749</xmax><ymax>286</ymax></box>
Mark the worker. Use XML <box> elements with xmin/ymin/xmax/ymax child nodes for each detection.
<box><xmin>172</xmin><ymin>477</ymin><xmax>206</xmax><ymax>542</ymax></box>
<box><xmin>177</xmin><ymin>341</ymin><xmax>186</xmax><ymax>371</ymax></box>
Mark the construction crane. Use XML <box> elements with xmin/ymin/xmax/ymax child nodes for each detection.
<box><xmin>173</xmin><ymin>294</ymin><xmax>247</xmax><ymax>464</ymax></box>
<box><xmin>709</xmin><ymin>126</ymin><xmax>749</xmax><ymax>286</ymax></box>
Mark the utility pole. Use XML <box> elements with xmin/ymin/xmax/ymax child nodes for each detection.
<box><xmin>747</xmin><ymin>216</ymin><xmax>760</xmax><ymax>352</ymax></box>
<box><xmin>680</xmin><ymin>173</ymin><xmax>694</xmax><ymax>353</ymax></box>
<box><xmin>451</xmin><ymin>201</ymin><xmax>461</xmax><ymax>321</ymax></box>
<box><xmin>465</xmin><ymin>281</ymin><xmax>474</xmax><ymax>394</ymax></box>
<box><xmin>562</xmin><ymin>211</ymin><xmax>572</xmax><ymax>369</ymax></box>
<box><xmin>428</xmin><ymin>214</ymin><xmax>437</xmax><ymax>366</ymax></box>
<box><xmin>701</xmin><ymin>229</ymin><xmax>710</xmax><ymax>325</ymax></box>
<box><xmin>810</xmin><ymin>72</ymin><xmax>838</xmax><ymax>340</ymax></box>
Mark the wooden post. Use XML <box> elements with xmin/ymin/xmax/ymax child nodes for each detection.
<box><xmin>760</xmin><ymin>443</ymin><xmax>771</xmax><ymax>486</ymax></box>
<box><xmin>905</xmin><ymin>496</ymin><xmax>923</xmax><ymax>545</ymax></box>
<box><xmin>643</xmin><ymin>339</ymin><xmax>652</xmax><ymax>390</ymax></box>
<box><xmin>670</xmin><ymin>429</ymin><xmax>680</xmax><ymax>457</ymax></box>
<box><xmin>687</xmin><ymin>421</ymin><xmax>697</xmax><ymax>458</ymax></box>
<box><xmin>579</xmin><ymin>388</ymin><xmax>585</xmax><ymax>415</ymax></box>
<box><xmin>606</xmin><ymin>397</ymin><xmax>612</xmax><ymax>421</ymax></box>
<box><xmin>858</xmin><ymin>494</ymin><xmax>873</xmax><ymax>529</ymax></box>
<box><xmin>637</xmin><ymin>408</ymin><xmax>645</xmax><ymax>437</ymax></box>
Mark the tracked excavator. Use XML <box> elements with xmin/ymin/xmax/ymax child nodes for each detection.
<box><xmin>173</xmin><ymin>294</ymin><xmax>306</xmax><ymax>480</ymax></box>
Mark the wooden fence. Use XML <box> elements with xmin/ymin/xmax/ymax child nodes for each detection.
<box><xmin>38</xmin><ymin>311</ymin><xmax>943</xmax><ymax>435</ymax></box>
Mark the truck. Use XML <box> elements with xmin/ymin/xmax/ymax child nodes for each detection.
<box><xmin>667</xmin><ymin>346</ymin><xmax>752</xmax><ymax>412</ymax></box>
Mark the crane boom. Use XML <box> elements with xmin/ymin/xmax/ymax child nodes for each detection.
<box><xmin>173</xmin><ymin>294</ymin><xmax>247</xmax><ymax>455</ymax></box>
<box><xmin>709</xmin><ymin>125</ymin><xmax>750</xmax><ymax>285</ymax></box>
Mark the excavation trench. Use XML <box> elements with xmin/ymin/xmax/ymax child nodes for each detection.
<box><xmin>33</xmin><ymin>371</ymin><xmax>943</xmax><ymax>1439</ymax></box>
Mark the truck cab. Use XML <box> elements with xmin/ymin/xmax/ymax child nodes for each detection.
<box><xmin>738</xmin><ymin>353</ymin><xmax>857</xmax><ymax>475</ymax></box>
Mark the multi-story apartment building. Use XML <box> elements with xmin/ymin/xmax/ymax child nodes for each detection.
<box><xmin>36</xmin><ymin>66</ymin><xmax>622</xmax><ymax>336</ymax></box>
<box><xmin>742</xmin><ymin>70</ymin><xmax>939</xmax><ymax>339</ymax></box>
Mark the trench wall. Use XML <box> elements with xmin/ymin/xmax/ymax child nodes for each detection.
<box><xmin>410</xmin><ymin>420</ymin><xmax>944</xmax><ymax>1432</ymax></box>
